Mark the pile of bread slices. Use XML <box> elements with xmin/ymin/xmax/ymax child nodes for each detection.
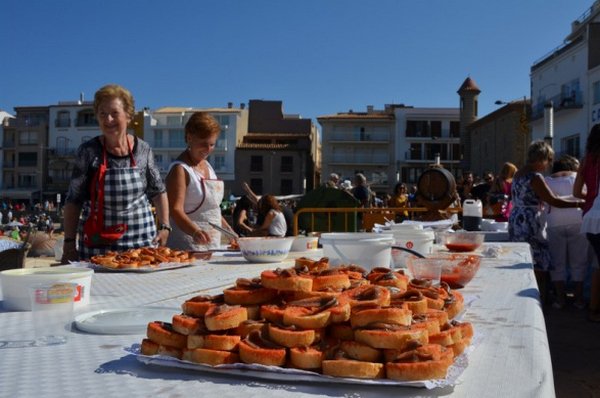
<box><xmin>141</xmin><ymin>257</ymin><xmax>473</xmax><ymax>381</ymax></box>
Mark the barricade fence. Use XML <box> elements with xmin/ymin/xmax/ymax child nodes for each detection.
<box><xmin>293</xmin><ymin>207</ymin><xmax>462</xmax><ymax>235</ymax></box>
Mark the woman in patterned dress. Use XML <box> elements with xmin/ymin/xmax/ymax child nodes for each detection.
<box><xmin>509</xmin><ymin>140</ymin><xmax>584</xmax><ymax>302</ymax></box>
<box><xmin>61</xmin><ymin>84</ymin><xmax>169</xmax><ymax>262</ymax></box>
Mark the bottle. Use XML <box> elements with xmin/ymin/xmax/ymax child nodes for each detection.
<box><xmin>462</xmin><ymin>199</ymin><xmax>483</xmax><ymax>231</ymax></box>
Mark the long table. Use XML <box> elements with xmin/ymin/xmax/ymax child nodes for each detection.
<box><xmin>0</xmin><ymin>243</ymin><xmax>554</xmax><ymax>398</ymax></box>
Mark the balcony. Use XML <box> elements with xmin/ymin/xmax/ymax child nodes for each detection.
<box><xmin>55</xmin><ymin>119</ymin><xmax>71</xmax><ymax>128</ymax></box>
<box><xmin>328</xmin><ymin>132</ymin><xmax>390</xmax><ymax>143</ymax></box>
<box><xmin>532</xmin><ymin>90</ymin><xmax>583</xmax><ymax>120</ymax></box>
<box><xmin>329</xmin><ymin>153</ymin><xmax>390</xmax><ymax>165</ymax></box>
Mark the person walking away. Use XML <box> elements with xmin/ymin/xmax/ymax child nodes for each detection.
<box><xmin>509</xmin><ymin>140</ymin><xmax>584</xmax><ymax>304</ymax></box>
<box><xmin>574</xmin><ymin>123</ymin><xmax>600</xmax><ymax>322</ymax></box>
<box><xmin>544</xmin><ymin>155</ymin><xmax>590</xmax><ymax>309</ymax></box>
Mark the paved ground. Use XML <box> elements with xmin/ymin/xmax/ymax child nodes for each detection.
<box><xmin>23</xmin><ymin>256</ymin><xmax>600</xmax><ymax>397</ymax></box>
<box><xmin>544</xmin><ymin>301</ymin><xmax>600</xmax><ymax>398</ymax></box>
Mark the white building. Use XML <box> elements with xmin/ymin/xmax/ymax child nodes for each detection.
<box><xmin>318</xmin><ymin>104</ymin><xmax>460</xmax><ymax>193</ymax></box>
<box><xmin>530</xmin><ymin>1</ymin><xmax>600</xmax><ymax>157</ymax></box>
<box><xmin>395</xmin><ymin>107</ymin><xmax>460</xmax><ymax>184</ymax></box>
<box><xmin>47</xmin><ymin>100</ymin><xmax>101</xmax><ymax>196</ymax></box>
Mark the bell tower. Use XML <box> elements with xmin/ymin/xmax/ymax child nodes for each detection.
<box><xmin>457</xmin><ymin>77</ymin><xmax>481</xmax><ymax>171</ymax></box>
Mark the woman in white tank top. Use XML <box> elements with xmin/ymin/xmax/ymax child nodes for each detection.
<box><xmin>166</xmin><ymin>112</ymin><xmax>235</xmax><ymax>251</ymax></box>
<box><xmin>250</xmin><ymin>194</ymin><xmax>287</xmax><ymax>237</ymax></box>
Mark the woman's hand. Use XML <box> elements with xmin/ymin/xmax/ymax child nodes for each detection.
<box><xmin>192</xmin><ymin>229</ymin><xmax>212</xmax><ymax>245</ymax></box>
<box><xmin>153</xmin><ymin>230</ymin><xmax>170</xmax><ymax>246</ymax></box>
<box><xmin>61</xmin><ymin>241</ymin><xmax>79</xmax><ymax>264</ymax></box>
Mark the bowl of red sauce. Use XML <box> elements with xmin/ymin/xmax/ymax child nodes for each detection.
<box><xmin>434</xmin><ymin>253</ymin><xmax>481</xmax><ymax>288</ymax></box>
<box><xmin>440</xmin><ymin>231</ymin><xmax>485</xmax><ymax>252</ymax></box>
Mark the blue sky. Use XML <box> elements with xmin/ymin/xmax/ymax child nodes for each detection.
<box><xmin>0</xmin><ymin>0</ymin><xmax>591</xmax><ymax>124</ymax></box>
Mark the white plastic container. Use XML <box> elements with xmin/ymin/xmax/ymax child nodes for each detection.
<box><xmin>1</xmin><ymin>267</ymin><xmax>93</xmax><ymax>311</ymax></box>
<box><xmin>319</xmin><ymin>233</ymin><xmax>394</xmax><ymax>271</ymax></box>
<box><xmin>382</xmin><ymin>229</ymin><xmax>435</xmax><ymax>268</ymax></box>
<box><xmin>290</xmin><ymin>235</ymin><xmax>319</xmax><ymax>252</ymax></box>
<box><xmin>463</xmin><ymin>199</ymin><xmax>483</xmax><ymax>231</ymax></box>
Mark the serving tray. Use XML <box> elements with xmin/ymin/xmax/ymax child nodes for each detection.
<box><xmin>131</xmin><ymin>333</ymin><xmax>481</xmax><ymax>390</ymax></box>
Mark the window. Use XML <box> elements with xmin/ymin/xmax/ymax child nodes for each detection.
<box><xmin>250</xmin><ymin>178</ymin><xmax>263</xmax><ymax>195</ymax></box>
<box><xmin>280</xmin><ymin>179</ymin><xmax>293</xmax><ymax>195</ymax></box>
<box><xmin>166</xmin><ymin>116</ymin><xmax>181</xmax><ymax>126</ymax></box>
<box><xmin>154</xmin><ymin>154</ymin><xmax>163</xmax><ymax>166</ymax></box>
<box><xmin>424</xmin><ymin>143</ymin><xmax>443</xmax><ymax>160</ymax></box>
<box><xmin>212</xmin><ymin>155</ymin><xmax>225</xmax><ymax>171</ymax></box>
<box><xmin>281</xmin><ymin>156</ymin><xmax>293</xmax><ymax>172</ymax></box>
<box><xmin>214</xmin><ymin>115</ymin><xmax>230</xmax><ymax>129</ymax></box>
<box><xmin>451</xmin><ymin>144</ymin><xmax>461</xmax><ymax>160</ymax></box>
<box><xmin>593</xmin><ymin>81</ymin><xmax>600</xmax><ymax>105</ymax></box>
<box><xmin>56</xmin><ymin>136</ymin><xmax>69</xmax><ymax>155</ymax></box>
<box><xmin>18</xmin><ymin>152</ymin><xmax>38</xmax><ymax>167</ymax></box>
<box><xmin>19</xmin><ymin>131</ymin><xmax>38</xmax><ymax>145</ymax></box>
<box><xmin>216</xmin><ymin>137</ymin><xmax>227</xmax><ymax>150</ymax></box>
<box><xmin>154</xmin><ymin>129</ymin><xmax>163</xmax><ymax>147</ymax></box>
<box><xmin>19</xmin><ymin>174</ymin><xmax>37</xmax><ymax>188</ymax></box>
<box><xmin>76</xmin><ymin>109</ymin><xmax>98</xmax><ymax>127</ymax></box>
<box><xmin>450</xmin><ymin>121</ymin><xmax>460</xmax><ymax>138</ymax></box>
<box><xmin>410</xmin><ymin>143</ymin><xmax>421</xmax><ymax>160</ymax></box>
<box><xmin>56</xmin><ymin>111</ymin><xmax>70</xmax><ymax>127</ymax></box>
<box><xmin>562</xmin><ymin>135</ymin><xmax>580</xmax><ymax>159</ymax></box>
<box><xmin>430</xmin><ymin>121</ymin><xmax>442</xmax><ymax>138</ymax></box>
<box><xmin>406</xmin><ymin>120</ymin><xmax>429</xmax><ymax>137</ymax></box>
<box><xmin>168</xmin><ymin>129</ymin><xmax>185</xmax><ymax>147</ymax></box>
<box><xmin>250</xmin><ymin>156</ymin><xmax>263</xmax><ymax>172</ymax></box>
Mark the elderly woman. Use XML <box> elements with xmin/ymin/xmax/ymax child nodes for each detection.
<box><xmin>166</xmin><ymin>112</ymin><xmax>234</xmax><ymax>250</ymax></box>
<box><xmin>61</xmin><ymin>84</ymin><xmax>169</xmax><ymax>262</ymax></box>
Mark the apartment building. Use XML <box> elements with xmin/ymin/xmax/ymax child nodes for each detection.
<box><xmin>46</xmin><ymin>100</ymin><xmax>102</xmax><ymax>197</ymax></box>
<box><xmin>396</xmin><ymin>106</ymin><xmax>461</xmax><ymax>185</ymax></box>
<box><xmin>318</xmin><ymin>103</ymin><xmax>460</xmax><ymax>194</ymax></box>
<box><xmin>0</xmin><ymin>106</ymin><xmax>49</xmax><ymax>203</ymax></box>
<box><xmin>318</xmin><ymin>106</ymin><xmax>396</xmax><ymax>193</ymax></box>
<box><xmin>235</xmin><ymin>100</ymin><xmax>319</xmax><ymax>196</ymax></box>
<box><xmin>142</xmin><ymin>105</ymin><xmax>248</xmax><ymax>196</ymax></box>
<box><xmin>530</xmin><ymin>1</ymin><xmax>600</xmax><ymax>157</ymax></box>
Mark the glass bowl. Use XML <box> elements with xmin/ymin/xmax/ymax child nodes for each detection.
<box><xmin>439</xmin><ymin>231</ymin><xmax>485</xmax><ymax>252</ymax></box>
<box><xmin>435</xmin><ymin>253</ymin><xmax>481</xmax><ymax>289</ymax></box>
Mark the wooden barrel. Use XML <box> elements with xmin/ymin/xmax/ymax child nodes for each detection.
<box><xmin>416</xmin><ymin>167</ymin><xmax>457</xmax><ymax>211</ymax></box>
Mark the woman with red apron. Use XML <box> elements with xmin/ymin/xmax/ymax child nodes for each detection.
<box><xmin>61</xmin><ymin>84</ymin><xmax>169</xmax><ymax>263</ymax></box>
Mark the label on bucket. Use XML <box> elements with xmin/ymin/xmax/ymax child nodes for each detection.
<box><xmin>34</xmin><ymin>283</ymin><xmax>76</xmax><ymax>304</ymax></box>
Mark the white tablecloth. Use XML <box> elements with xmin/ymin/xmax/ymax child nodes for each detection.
<box><xmin>0</xmin><ymin>244</ymin><xmax>554</xmax><ymax>398</ymax></box>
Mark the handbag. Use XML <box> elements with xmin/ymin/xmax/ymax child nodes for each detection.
<box><xmin>82</xmin><ymin>150</ymin><xmax>128</xmax><ymax>248</ymax></box>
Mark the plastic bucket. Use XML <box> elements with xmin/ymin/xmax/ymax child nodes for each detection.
<box><xmin>0</xmin><ymin>267</ymin><xmax>93</xmax><ymax>311</ymax></box>
<box><xmin>319</xmin><ymin>233</ymin><xmax>394</xmax><ymax>270</ymax></box>
<box><xmin>382</xmin><ymin>229</ymin><xmax>435</xmax><ymax>268</ymax></box>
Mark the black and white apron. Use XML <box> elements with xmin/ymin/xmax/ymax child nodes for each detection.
<box><xmin>167</xmin><ymin>161</ymin><xmax>224</xmax><ymax>251</ymax></box>
<box><xmin>78</xmin><ymin>142</ymin><xmax>156</xmax><ymax>260</ymax></box>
